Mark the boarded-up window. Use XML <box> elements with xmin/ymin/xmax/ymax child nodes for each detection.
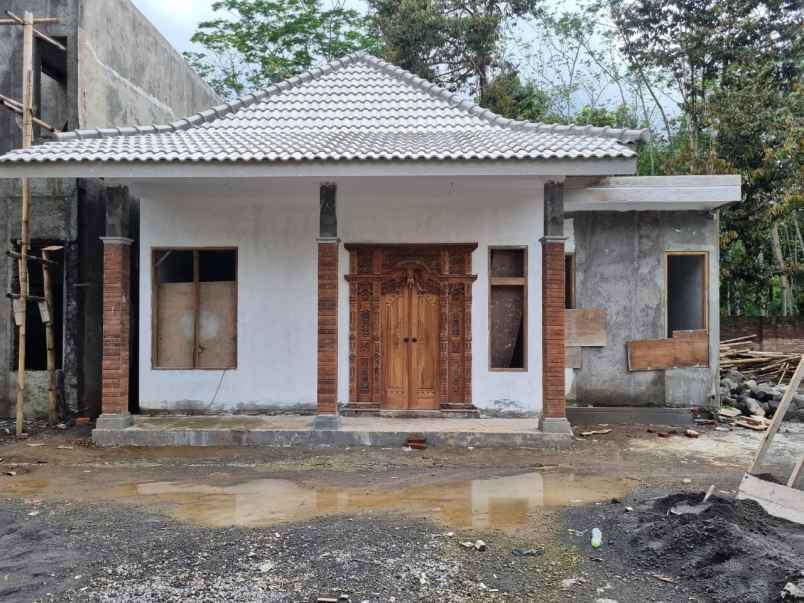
<box><xmin>153</xmin><ymin>249</ymin><xmax>237</xmax><ymax>369</ymax></box>
<box><xmin>666</xmin><ymin>252</ymin><xmax>707</xmax><ymax>338</ymax></box>
<box><xmin>489</xmin><ymin>248</ymin><xmax>526</xmax><ymax>370</ymax></box>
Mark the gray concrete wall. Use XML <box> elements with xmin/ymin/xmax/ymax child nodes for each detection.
<box><xmin>570</xmin><ymin>211</ymin><xmax>720</xmax><ymax>408</ymax></box>
<box><xmin>77</xmin><ymin>0</ymin><xmax>219</xmax><ymax>128</ymax></box>
<box><xmin>0</xmin><ymin>0</ymin><xmax>219</xmax><ymax>418</ymax></box>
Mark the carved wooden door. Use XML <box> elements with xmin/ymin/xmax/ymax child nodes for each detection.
<box><xmin>410</xmin><ymin>290</ymin><xmax>439</xmax><ymax>409</ymax></box>
<box><xmin>381</xmin><ymin>271</ymin><xmax>440</xmax><ymax>410</ymax></box>
<box><xmin>382</xmin><ymin>289</ymin><xmax>408</xmax><ymax>409</ymax></box>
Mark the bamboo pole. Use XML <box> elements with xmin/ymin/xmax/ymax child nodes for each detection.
<box><xmin>15</xmin><ymin>11</ymin><xmax>34</xmax><ymax>436</ymax></box>
<box><xmin>42</xmin><ymin>247</ymin><xmax>59</xmax><ymax>425</ymax></box>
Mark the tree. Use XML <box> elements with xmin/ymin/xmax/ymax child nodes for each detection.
<box><xmin>185</xmin><ymin>0</ymin><xmax>379</xmax><ymax>97</ymax></box>
<box><xmin>479</xmin><ymin>68</ymin><xmax>551</xmax><ymax>121</ymax></box>
<box><xmin>368</xmin><ymin>0</ymin><xmax>542</xmax><ymax>97</ymax></box>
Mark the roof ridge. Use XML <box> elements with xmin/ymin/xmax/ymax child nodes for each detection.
<box><xmin>55</xmin><ymin>51</ymin><xmax>649</xmax><ymax>145</ymax></box>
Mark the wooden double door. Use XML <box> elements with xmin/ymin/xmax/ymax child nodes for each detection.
<box><xmin>382</xmin><ymin>271</ymin><xmax>440</xmax><ymax>409</ymax></box>
<box><xmin>346</xmin><ymin>244</ymin><xmax>477</xmax><ymax>411</ymax></box>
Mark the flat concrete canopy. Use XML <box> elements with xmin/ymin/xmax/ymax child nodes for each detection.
<box><xmin>93</xmin><ymin>415</ymin><xmax>570</xmax><ymax>448</ymax></box>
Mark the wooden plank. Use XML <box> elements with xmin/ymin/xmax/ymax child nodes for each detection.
<box><xmin>565</xmin><ymin>346</ymin><xmax>582</xmax><ymax>369</ymax></box>
<box><xmin>566</xmin><ymin>308</ymin><xmax>607</xmax><ymax>347</ymax></box>
<box><xmin>156</xmin><ymin>282</ymin><xmax>195</xmax><ymax>368</ymax></box>
<box><xmin>748</xmin><ymin>355</ymin><xmax>804</xmax><ymax>475</ymax></box>
<box><xmin>787</xmin><ymin>455</ymin><xmax>804</xmax><ymax>488</ymax></box>
<box><xmin>627</xmin><ymin>330</ymin><xmax>708</xmax><ymax>370</ymax></box>
<box><xmin>737</xmin><ymin>473</ymin><xmax>804</xmax><ymax>524</ymax></box>
<box><xmin>627</xmin><ymin>339</ymin><xmax>675</xmax><ymax>370</ymax></box>
<box><xmin>197</xmin><ymin>281</ymin><xmax>237</xmax><ymax>369</ymax></box>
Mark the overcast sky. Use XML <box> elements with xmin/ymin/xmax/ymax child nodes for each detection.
<box><xmin>131</xmin><ymin>0</ymin><xmax>367</xmax><ymax>54</ymax></box>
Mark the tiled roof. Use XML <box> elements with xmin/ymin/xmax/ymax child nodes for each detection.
<box><xmin>0</xmin><ymin>53</ymin><xmax>648</xmax><ymax>165</ymax></box>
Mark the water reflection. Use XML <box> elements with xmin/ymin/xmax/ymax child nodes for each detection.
<box><xmin>128</xmin><ymin>472</ymin><xmax>629</xmax><ymax>529</ymax></box>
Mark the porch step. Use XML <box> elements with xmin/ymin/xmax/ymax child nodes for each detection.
<box><xmin>341</xmin><ymin>404</ymin><xmax>380</xmax><ymax>417</ymax></box>
<box><xmin>341</xmin><ymin>404</ymin><xmax>480</xmax><ymax>418</ymax></box>
<box><xmin>440</xmin><ymin>404</ymin><xmax>481</xmax><ymax>418</ymax></box>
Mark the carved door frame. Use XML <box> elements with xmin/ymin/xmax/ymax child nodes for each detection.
<box><xmin>345</xmin><ymin>243</ymin><xmax>478</xmax><ymax>407</ymax></box>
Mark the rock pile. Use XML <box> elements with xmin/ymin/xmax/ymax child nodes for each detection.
<box><xmin>719</xmin><ymin>370</ymin><xmax>804</xmax><ymax>422</ymax></box>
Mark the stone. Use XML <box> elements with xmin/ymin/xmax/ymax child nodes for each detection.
<box><xmin>745</xmin><ymin>397</ymin><xmax>765</xmax><ymax>417</ymax></box>
<box><xmin>512</xmin><ymin>547</ymin><xmax>544</xmax><ymax>557</ymax></box>
<box><xmin>781</xmin><ymin>576</ymin><xmax>804</xmax><ymax>600</ymax></box>
<box><xmin>474</xmin><ymin>540</ymin><xmax>487</xmax><ymax>551</ymax></box>
<box><xmin>727</xmin><ymin>370</ymin><xmax>746</xmax><ymax>384</ymax></box>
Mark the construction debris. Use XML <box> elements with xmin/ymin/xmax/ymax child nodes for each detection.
<box><xmin>720</xmin><ymin>335</ymin><xmax>801</xmax><ymax>384</ymax></box>
<box><xmin>720</xmin><ymin>336</ymin><xmax>804</xmax><ymax>424</ymax></box>
<box><xmin>578</xmin><ymin>429</ymin><xmax>612</xmax><ymax>437</ymax></box>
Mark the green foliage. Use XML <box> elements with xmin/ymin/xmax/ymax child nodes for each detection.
<box><xmin>368</xmin><ymin>0</ymin><xmax>542</xmax><ymax>96</ymax></box>
<box><xmin>479</xmin><ymin>68</ymin><xmax>550</xmax><ymax>121</ymax></box>
<box><xmin>186</xmin><ymin>0</ymin><xmax>379</xmax><ymax>97</ymax></box>
<box><xmin>612</xmin><ymin>0</ymin><xmax>804</xmax><ymax>315</ymax></box>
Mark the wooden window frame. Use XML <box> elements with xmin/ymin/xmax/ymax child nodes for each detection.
<box><xmin>663</xmin><ymin>251</ymin><xmax>709</xmax><ymax>337</ymax></box>
<box><xmin>151</xmin><ymin>246</ymin><xmax>238</xmax><ymax>370</ymax></box>
<box><xmin>488</xmin><ymin>246</ymin><xmax>528</xmax><ymax>372</ymax></box>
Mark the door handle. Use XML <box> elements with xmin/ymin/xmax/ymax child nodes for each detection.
<box><xmin>403</xmin><ymin>337</ymin><xmax>410</xmax><ymax>343</ymax></box>
<box><xmin>411</xmin><ymin>338</ymin><xmax>418</xmax><ymax>343</ymax></box>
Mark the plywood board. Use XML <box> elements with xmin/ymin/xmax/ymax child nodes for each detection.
<box><xmin>566</xmin><ymin>308</ymin><xmax>607</xmax><ymax>347</ymax></box>
<box><xmin>737</xmin><ymin>473</ymin><xmax>804</xmax><ymax>525</ymax></box>
<box><xmin>627</xmin><ymin>330</ymin><xmax>708</xmax><ymax>371</ymax></box>
<box><xmin>197</xmin><ymin>281</ymin><xmax>236</xmax><ymax>369</ymax></box>
<box><xmin>156</xmin><ymin>282</ymin><xmax>194</xmax><ymax>368</ymax></box>
<box><xmin>565</xmin><ymin>346</ymin><xmax>582</xmax><ymax>369</ymax></box>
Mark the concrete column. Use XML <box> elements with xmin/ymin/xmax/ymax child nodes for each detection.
<box><xmin>315</xmin><ymin>183</ymin><xmax>340</xmax><ymax>429</ymax></box>
<box><xmin>540</xmin><ymin>181</ymin><xmax>572</xmax><ymax>434</ymax></box>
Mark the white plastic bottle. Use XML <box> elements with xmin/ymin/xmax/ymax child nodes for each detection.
<box><xmin>591</xmin><ymin>528</ymin><xmax>602</xmax><ymax>548</ymax></box>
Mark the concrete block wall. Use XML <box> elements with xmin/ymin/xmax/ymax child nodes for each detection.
<box><xmin>569</xmin><ymin>210</ymin><xmax>720</xmax><ymax>408</ymax></box>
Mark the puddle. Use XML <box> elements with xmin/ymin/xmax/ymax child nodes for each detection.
<box><xmin>2</xmin><ymin>471</ymin><xmax>632</xmax><ymax>530</ymax></box>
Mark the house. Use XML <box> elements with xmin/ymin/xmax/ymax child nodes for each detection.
<box><xmin>0</xmin><ymin>53</ymin><xmax>741</xmax><ymax>442</ymax></box>
<box><xmin>0</xmin><ymin>0</ymin><xmax>219</xmax><ymax>420</ymax></box>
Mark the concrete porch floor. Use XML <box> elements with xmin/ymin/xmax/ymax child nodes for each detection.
<box><xmin>92</xmin><ymin>415</ymin><xmax>570</xmax><ymax>448</ymax></box>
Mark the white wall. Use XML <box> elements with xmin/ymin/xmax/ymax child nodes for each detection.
<box><xmin>135</xmin><ymin>179</ymin><xmax>319</xmax><ymax>412</ymax></box>
<box><xmin>134</xmin><ymin>176</ymin><xmax>545</xmax><ymax>414</ymax></box>
<box><xmin>337</xmin><ymin>176</ymin><xmax>545</xmax><ymax>414</ymax></box>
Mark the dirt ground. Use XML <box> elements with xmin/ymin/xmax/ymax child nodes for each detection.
<box><xmin>1</xmin><ymin>420</ymin><xmax>802</xmax><ymax>602</ymax></box>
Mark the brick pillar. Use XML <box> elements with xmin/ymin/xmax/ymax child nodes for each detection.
<box><xmin>315</xmin><ymin>183</ymin><xmax>340</xmax><ymax>428</ymax></box>
<box><xmin>96</xmin><ymin>237</ymin><xmax>134</xmax><ymax>429</ymax></box>
<box><xmin>540</xmin><ymin>181</ymin><xmax>572</xmax><ymax>434</ymax></box>
<box><xmin>317</xmin><ymin>240</ymin><xmax>339</xmax><ymax>415</ymax></box>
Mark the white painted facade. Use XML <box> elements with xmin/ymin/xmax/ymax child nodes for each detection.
<box><xmin>134</xmin><ymin>176</ymin><xmax>546</xmax><ymax>415</ymax></box>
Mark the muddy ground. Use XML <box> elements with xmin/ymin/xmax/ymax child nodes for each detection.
<box><xmin>1</xmin><ymin>421</ymin><xmax>802</xmax><ymax>602</ymax></box>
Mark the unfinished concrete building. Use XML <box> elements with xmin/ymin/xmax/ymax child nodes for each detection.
<box><xmin>0</xmin><ymin>0</ymin><xmax>218</xmax><ymax>420</ymax></box>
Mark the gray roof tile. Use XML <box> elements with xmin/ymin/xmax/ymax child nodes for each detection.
<box><xmin>0</xmin><ymin>53</ymin><xmax>648</xmax><ymax>165</ymax></box>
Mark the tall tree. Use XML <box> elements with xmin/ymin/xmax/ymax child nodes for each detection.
<box><xmin>185</xmin><ymin>0</ymin><xmax>379</xmax><ymax>97</ymax></box>
<box><xmin>610</xmin><ymin>0</ymin><xmax>804</xmax><ymax>315</ymax></box>
<box><xmin>368</xmin><ymin>0</ymin><xmax>542</xmax><ymax>97</ymax></box>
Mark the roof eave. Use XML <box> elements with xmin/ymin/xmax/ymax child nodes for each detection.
<box><xmin>0</xmin><ymin>157</ymin><xmax>638</xmax><ymax>180</ymax></box>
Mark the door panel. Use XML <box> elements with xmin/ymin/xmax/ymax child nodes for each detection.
<box><xmin>410</xmin><ymin>292</ymin><xmax>440</xmax><ymax>409</ymax></box>
<box><xmin>382</xmin><ymin>291</ymin><xmax>408</xmax><ymax>409</ymax></box>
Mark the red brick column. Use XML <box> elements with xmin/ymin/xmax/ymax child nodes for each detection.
<box><xmin>97</xmin><ymin>237</ymin><xmax>133</xmax><ymax>428</ymax></box>
<box><xmin>542</xmin><ymin>238</ymin><xmax>566</xmax><ymax>420</ymax></box>
<box><xmin>540</xmin><ymin>180</ymin><xmax>571</xmax><ymax>434</ymax></box>
<box><xmin>317</xmin><ymin>240</ymin><xmax>339</xmax><ymax>416</ymax></box>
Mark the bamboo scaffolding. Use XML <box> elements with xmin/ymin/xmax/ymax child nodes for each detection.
<box><xmin>0</xmin><ymin>10</ymin><xmax>61</xmax><ymax>435</ymax></box>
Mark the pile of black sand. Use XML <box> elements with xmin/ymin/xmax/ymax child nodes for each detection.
<box><xmin>625</xmin><ymin>492</ymin><xmax>804</xmax><ymax>602</ymax></box>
